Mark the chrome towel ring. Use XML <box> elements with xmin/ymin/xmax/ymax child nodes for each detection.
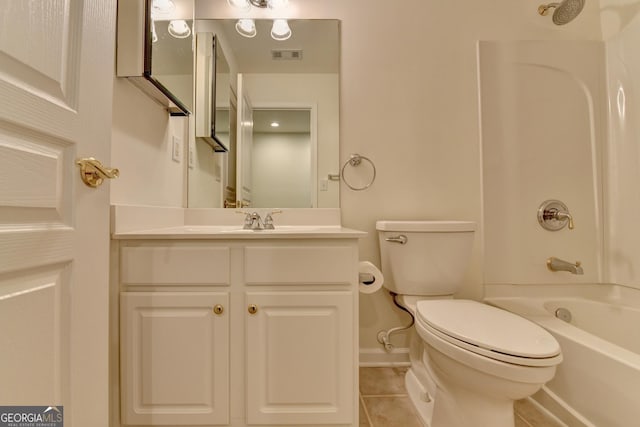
<box><xmin>341</xmin><ymin>153</ymin><xmax>376</xmax><ymax>191</ymax></box>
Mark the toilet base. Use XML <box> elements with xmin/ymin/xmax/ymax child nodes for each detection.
<box><xmin>405</xmin><ymin>368</ymin><xmax>432</xmax><ymax>427</ymax></box>
<box><xmin>405</xmin><ymin>363</ymin><xmax>518</xmax><ymax>427</ymax></box>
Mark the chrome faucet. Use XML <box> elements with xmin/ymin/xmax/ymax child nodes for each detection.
<box><xmin>240</xmin><ymin>212</ymin><xmax>264</xmax><ymax>230</ymax></box>
<box><xmin>546</xmin><ymin>257</ymin><xmax>583</xmax><ymax>275</ymax></box>
<box><xmin>238</xmin><ymin>210</ymin><xmax>282</xmax><ymax>230</ymax></box>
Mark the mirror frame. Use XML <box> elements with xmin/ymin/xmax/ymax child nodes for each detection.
<box><xmin>143</xmin><ymin>0</ymin><xmax>191</xmax><ymax>116</ymax></box>
<box><xmin>195</xmin><ymin>33</ymin><xmax>229</xmax><ymax>151</ymax></box>
<box><xmin>115</xmin><ymin>0</ymin><xmax>193</xmax><ymax>116</ymax></box>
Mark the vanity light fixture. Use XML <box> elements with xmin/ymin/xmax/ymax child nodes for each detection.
<box><xmin>228</xmin><ymin>0</ymin><xmax>289</xmax><ymax>10</ymax></box>
<box><xmin>229</xmin><ymin>0</ymin><xmax>292</xmax><ymax>40</ymax></box>
<box><xmin>270</xmin><ymin>19</ymin><xmax>291</xmax><ymax>41</ymax></box>
<box><xmin>168</xmin><ymin>19</ymin><xmax>191</xmax><ymax>38</ymax></box>
<box><xmin>236</xmin><ymin>19</ymin><xmax>257</xmax><ymax>38</ymax></box>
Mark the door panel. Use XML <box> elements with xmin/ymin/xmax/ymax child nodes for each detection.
<box><xmin>246</xmin><ymin>291</ymin><xmax>354</xmax><ymax>425</ymax></box>
<box><xmin>236</xmin><ymin>74</ymin><xmax>253</xmax><ymax>207</ymax></box>
<box><xmin>0</xmin><ymin>1</ymin><xmax>116</xmax><ymax>426</ymax></box>
<box><xmin>120</xmin><ymin>292</ymin><xmax>230</xmax><ymax>425</ymax></box>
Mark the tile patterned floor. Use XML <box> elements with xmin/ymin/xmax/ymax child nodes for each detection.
<box><xmin>359</xmin><ymin>367</ymin><xmax>565</xmax><ymax>427</ymax></box>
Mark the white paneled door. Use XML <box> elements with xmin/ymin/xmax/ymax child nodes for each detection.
<box><xmin>236</xmin><ymin>74</ymin><xmax>253</xmax><ymax>208</ymax></box>
<box><xmin>0</xmin><ymin>0</ymin><xmax>116</xmax><ymax>426</ymax></box>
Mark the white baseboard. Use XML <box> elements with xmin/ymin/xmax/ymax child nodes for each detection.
<box><xmin>359</xmin><ymin>347</ymin><xmax>411</xmax><ymax>367</ymax></box>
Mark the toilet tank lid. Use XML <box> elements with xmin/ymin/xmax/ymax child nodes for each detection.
<box><xmin>376</xmin><ymin>220</ymin><xmax>476</xmax><ymax>232</ymax></box>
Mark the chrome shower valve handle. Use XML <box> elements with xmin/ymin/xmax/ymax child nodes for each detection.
<box><xmin>537</xmin><ymin>200</ymin><xmax>574</xmax><ymax>231</ymax></box>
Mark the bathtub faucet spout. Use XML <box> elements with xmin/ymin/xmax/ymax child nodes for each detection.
<box><xmin>547</xmin><ymin>257</ymin><xmax>583</xmax><ymax>275</ymax></box>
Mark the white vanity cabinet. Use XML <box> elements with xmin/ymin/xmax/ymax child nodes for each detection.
<box><xmin>120</xmin><ymin>292</ymin><xmax>230</xmax><ymax>426</ymax></box>
<box><xmin>115</xmin><ymin>237</ymin><xmax>360</xmax><ymax>427</ymax></box>
<box><xmin>245</xmin><ymin>291</ymin><xmax>353</xmax><ymax>425</ymax></box>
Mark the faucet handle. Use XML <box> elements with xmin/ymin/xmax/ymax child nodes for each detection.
<box><xmin>236</xmin><ymin>210</ymin><xmax>253</xmax><ymax>229</ymax></box>
<box><xmin>263</xmin><ymin>210</ymin><xmax>282</xmax><ymax>230</ymax></box>
<box><xmin>538</xmin><ymin>200</ymin><xmax>574</xmax><ymax>231</ymax></box>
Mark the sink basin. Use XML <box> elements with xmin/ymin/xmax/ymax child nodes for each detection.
<box><xmin>177</xmin><ymin>225</ymin><xmax>333</xmax><ymax>234</ymax></box>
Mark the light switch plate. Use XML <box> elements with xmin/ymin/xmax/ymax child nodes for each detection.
<box><xmin>188</xmin><ymin>141</ymin><xmax>195</xmax><ymax>169</ymax></box>
<box><xmin>172</xmin><ymin>136</ymin><xmax>181</xmax><ymax>163</ymax></box>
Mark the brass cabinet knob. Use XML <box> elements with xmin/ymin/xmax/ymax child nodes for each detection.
<box><xmin>213</xmin><ymin>304</ymin><xmax>224</xmax><ymax>315</ymax></box>
<box><xmin>248</xmin><ymin>304</ymin><xmax>258</xmax><ymax>314</ymax></box>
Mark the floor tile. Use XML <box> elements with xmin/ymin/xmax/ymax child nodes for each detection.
<box><xmin>362</xmin><ymin>395</ymin><xmax>423</xmax><ymax>427</ymax></box>
<box><xmin>359</xmin><ymin>395</ymin><xmax>371</xmax><ymax>426</ymax></box>
<box><xmin>514</xmin><ymin>399</ymin><xmax>564</xmax><ymax>427</ymax></box>
<box><xmin>515</xmin><ymin>413</ymin><xmax>533</xmax><ymax>427</ymax></box>
<box><xmin>359</xmin><ymin>367</ymin><xmax>561</xmax><ymax>427</ymax></box>
<box><xmin>359</xmin><ymin>366</ymin><xmax>408</xmax><ymax>396</ymax></box>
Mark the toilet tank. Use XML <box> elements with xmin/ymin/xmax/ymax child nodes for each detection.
<box><xmin>376</xmin><ymin>221</ymin><xmax>476</xmax><ymax>296</ymax></box>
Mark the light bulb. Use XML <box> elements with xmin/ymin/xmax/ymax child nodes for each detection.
<box><xmin>267</xmin><ymin>0</ymin><xmax>289</xmax><ymax>10</ymax></box>
<box><xmin>271</xmin><ymin>19</ymin><xmax>291</xmax><ymax>41</ymax></box>
<box><xmin>152</xmin><ymin>0</ymin><xmax>175</xmax><ymax>19</ymax></box>
<box><xmin>236</xmin><ymin>19</ymin><xmax>257</xmax><ymax>38</ymax></box>
<box><xmin>168</xmin><ymin>20</ymin><xmax>191</xmax><ymax>38</ymax></box>
<box><xmin>227</xmin><ymin>0</ymin><xmax>251</xmax><ymax>11</ymax></box>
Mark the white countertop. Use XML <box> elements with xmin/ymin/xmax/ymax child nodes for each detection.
<box><xmin>111</xmin><ymin>205</ymin><xmax>366</xmax><ymax>240</ymax></box>
<box><xmin>111</xmin><ymin>225</ymin><xmax>367</xmax><ymax>239</ymax></box>
<box><xmin>112</xmin><ymin>225</ymin><xmax>367</xmax><ymax>240</ymax></box>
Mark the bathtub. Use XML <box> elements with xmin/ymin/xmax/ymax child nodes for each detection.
<box><xmin>485</xmin><ymin>284</ymin><xmax>640</xmax><ymax>427</ymax></box>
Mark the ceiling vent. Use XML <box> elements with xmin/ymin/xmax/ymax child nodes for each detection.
<box><xmin>271</xmin><ymin>49</ymin><xmax>303</xmax><ymax>60</ymax></box>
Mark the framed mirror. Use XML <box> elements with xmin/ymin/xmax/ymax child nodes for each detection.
<box><xmin>116</xmin><ymin>0</ymin><xmax>194</xmax><ymax>115</ymax></box>
<box><xmin>188</xmin><ymin>19</ymin><xmax>340</xmax><ymax>209</ymax></box>
<box><xmin>195</xmin><ymin>33</ymin><xmax>230</xmax><ymax>151</ymax></box>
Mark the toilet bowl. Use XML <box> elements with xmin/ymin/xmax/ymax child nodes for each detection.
<box><xmin>376</xmin><ymin>221</ymin><xmax>562</xmax><ymax>427</ymax></box>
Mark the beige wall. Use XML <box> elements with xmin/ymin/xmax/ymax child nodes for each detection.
<box><xmin>111</xmin><ymin>78</ymin><xmax>188</xmax><ymax>207</ymax></box>
<box><xmin>114</xmin><ymin>0</ymin><xmax>603</xmax><ymax>352</ymax></box>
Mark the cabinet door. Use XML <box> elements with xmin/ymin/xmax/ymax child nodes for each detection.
<box><xmin>246</xmin><ymin>291</ymin><xmax>354</xmax><ymax>425</ymax></box>
<box><xmin>120</xmin><ymin>292</ymin><xmax>229</xmax><ymax>425</ymax></box>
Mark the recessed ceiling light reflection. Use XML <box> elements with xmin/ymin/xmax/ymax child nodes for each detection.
<box><xmin>270</xmin><ymin>122</ymin><xmax>280</xmax><ymax>127</ymax></box>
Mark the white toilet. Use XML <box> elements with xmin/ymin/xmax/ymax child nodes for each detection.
<box><xmin>376</xmin><ymin>220</ymin><xmax>562</xmax><ymax>427</ymax></box>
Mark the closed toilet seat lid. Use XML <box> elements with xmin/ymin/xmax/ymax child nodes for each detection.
<box><xmin>416</xmin><ymin>300</ymin><xmax>562</xmax><ymax>366</ymax></box>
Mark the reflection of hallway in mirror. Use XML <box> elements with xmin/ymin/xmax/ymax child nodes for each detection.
<box><xmin>251</xmin><ymin>109</ymin><xmax>312</xmax><ymax>208</ymax></box>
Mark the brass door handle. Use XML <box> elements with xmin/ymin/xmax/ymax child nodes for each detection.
<box><xmin>76</xmin><ymin>157</ymin><xmax>119</xmax><ymax>188</ymax></box>
<box><xmin>213</xmin><ymin>304</ymin><xmax>224</xmax><ymax>315</ymax></box>
<box><xmin>248</xmin><ymin>304</ymin><xmax>258</xmax><ymax>314</ymax></box>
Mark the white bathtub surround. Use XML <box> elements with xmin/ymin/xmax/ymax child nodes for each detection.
<box><xmin>479</xmin><ymin>40</ymin><xmax>605</xmax><ymax>287</ymax></box>
<box><xmin>485</xmin><ymin>283</ymin><xmax>640</xmax><ymax>427</ymax></box>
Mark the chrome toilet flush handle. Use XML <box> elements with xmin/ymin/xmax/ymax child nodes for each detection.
<box><xmin>385</xmin><ymin>235</ymin><xmax>408</xmax><ymax>244</ymax></box>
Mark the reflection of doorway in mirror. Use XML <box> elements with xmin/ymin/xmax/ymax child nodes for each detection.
<box><xmin>251</xmin><ymin>109</ymin><xmax>314</xmax><ymax>208</ymax></box>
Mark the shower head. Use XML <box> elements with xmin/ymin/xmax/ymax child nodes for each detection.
<box><xmin>538</xmin><ymin>0</ymin><xmax>585</xmax><ymax>25</ymax></box>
